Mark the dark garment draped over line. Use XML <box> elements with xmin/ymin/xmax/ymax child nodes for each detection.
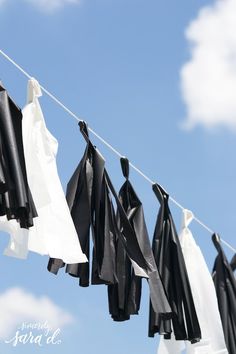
<box><xmin>0</xmin><ymin>83</ymin><xmax>37</xmax><ymax>228</ymax></box>
<box><xmin>108</xmin><ymin>157</ymin><xmax>171</xmax><ymax>322</ymax></box>
<box><xmin>48</xmin><ymin>121</ymin><xmax>172</xmax><ymax>321</ymax></box>
<box><xmin>149</xmin><ymin>183</ymin><xmax>201</xmax><ymax>343</ymax></box>
<box><xmin>212</xmin><ymin>233</ymin><xmax>236</xmax><ymax>354</ymax></box>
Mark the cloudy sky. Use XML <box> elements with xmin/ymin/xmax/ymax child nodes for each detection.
<box><xmin>181</xmin><ymin>0</ymin><xmax>236</xmax><ymax>130</ymax></box>
<box><xmin>0</xmin><ymin>0</ymin><xmax>236</xmax><ymax>353</ymax></box>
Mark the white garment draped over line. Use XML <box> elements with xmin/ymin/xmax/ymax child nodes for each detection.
<box><xmin>2</xmin><ymin>78</ymin><xmax>87</xmax><ymax>264</ymax></box>
<box><xmin>157</xmin><ymin>209</ymin><xmax>227</xmax><ymax>354</ymax></box>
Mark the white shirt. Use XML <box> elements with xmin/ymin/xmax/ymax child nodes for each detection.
<box><xmin>3</xmin><ymin>78</ymin><xmax>87</xmax><ymax>264</ymax></box>
<box><xmin>157</xmin><ymin>209</ymin><xmax>227</xmax><ymax>354</ymax></box>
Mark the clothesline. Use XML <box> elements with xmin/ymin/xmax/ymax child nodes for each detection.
<box><xmin>0</xmin><ymin>48</ymin><xmax>235</xmax><ymax>254</ymax></box>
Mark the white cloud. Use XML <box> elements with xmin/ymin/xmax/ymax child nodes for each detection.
<box><xmin>180</xmin><ymin>0</ymin><xmax>236</xmax><ymax>131</ymax></box>
<box><xmin>0</xmin><ymin>287</ymin><xmax>74</xmax><ymax>339</ymax></box>
<box><xmin>24</xmin><ymin>0</ymin><xmax>81</xmax><ymax>13</ymax></box>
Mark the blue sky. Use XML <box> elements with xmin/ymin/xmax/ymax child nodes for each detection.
<box><xmin>0</xmin><ymin>0</ymin><xmax>236</xmax><ymax>353</ymax></box>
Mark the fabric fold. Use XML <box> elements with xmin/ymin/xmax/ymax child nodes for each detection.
<box><xmin>230</xmin><ymin>254</ymin><xmax>236</xmax><ymax>272</ymax></box>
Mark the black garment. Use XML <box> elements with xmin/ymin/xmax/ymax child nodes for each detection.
<box><xmin>149</xmin><ymin>183</ymin><xmax>201</xmax><ymax>343</ymax></box>
<box><xmin>108</xmin><ymin>158</ymin><xmax>171</xmax><ymax>322</ymax></box>
<box><xmin>108</xmin><ymin>157</ymin><xmax>142</xmax><ymax>321</ymax></box>
<box><xmin>0</xmin><ymin>83</ymin><xmax>37</xmax><ymax>228</ymax></box>
<box><xmin>212</xmin><ymin>233</ymin><xmax>236</xmax><ymax>354</ymax></box>
<box><xmin>48</xmin><ymin>122</ymin><xmax>172</xmax><ymax>321</ymax></box>
<box><xmin>48</xmin><ymin>121</ymin><xmax>117</xmax><ymax>286</ymax></box>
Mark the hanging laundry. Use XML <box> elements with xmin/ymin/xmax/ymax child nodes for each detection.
<box><xmin>108</xmin><ymin>157</ymin><xmax>142</xmax><ymax>321</ymax></box>
<box><xmin>0</xmin><ymin>82</ymin><xmax>37</xmax><ymax>228</ymax></box>
<box><xmin>48</xmin><ymin>122</ymin><xmax>172</xmax><ymax>321</ymax></box>
<box><xmin>149</xmin><ymin>184</ymin><xmax>201</xmax><ymax>344</ymax></box>
<box><xmin>212</xmin><ymin>233</ymin><xmax>236</xmax><ymax>354</ymax></box>
<box><xmin>157</xmin><ymin>209</ymin><xmax>228</xmax><ymax>354</ymax></box>
<box><xmin>48</xmin><ymin>121</ymin><xmax>118</xmax><ymax>285</ymax></box>
<box><xmin>108</xmin><ymin>157</ymin><xmax>167</xmax><ymax>322</ymax></box>
<box><xmin>3</xmin><ymin>78</ymin><xmax>87</xmax><ymax>264</ymax></box>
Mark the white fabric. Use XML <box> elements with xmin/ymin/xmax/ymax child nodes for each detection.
<box><xmin>2</xmin><ymin>78</ymin><xmax>87</xmax><ymax>264</ymax></box>
<box><xmin>157</xmin><ymin>209</ymin><xmax>227</xmax><ymax>354</ymax></box>
<box><xmin>0</xmin><ymin>218</ymin><xmax>29</xmax><ymax>259</ymax></box>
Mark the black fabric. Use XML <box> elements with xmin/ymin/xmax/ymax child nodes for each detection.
<box><xmin>47</xmin><ymin>258</ymin><xmax>65</xmax><ymax>275</ymax></box>
<box><xmin>48</xmin><ymin>122</ymin><xmax>172</xmax><ymax>322</ymax></box>
<box><xmin>0</xmin><ymin>131</ymin><xmax>8</xmax><ymax>194</ymax></box>
<box><xmin>148</xmin><ymin>183</ymin><xmax>201</xmax><ymax>343</ymax></box>
<box><xmin>108</xmin><ymin>158</ymin><xmax>171</xmax><ymax>322</ymax></box>
<box><xmin>230</xmin><ymin>254</ymin><xmax>236</xmax><ymax>272</ymax></box>
<box><xmin>0</xmin><ymin>83</ymin><xmax>37</xmax><ymax>228</ymax></box>
<box><xmin>48</xmin><ymin>121</ymin><xmax>117</xmax><ymax>286</ymax></box>
<box><xmin>212</xmin><ymin>234</ymin><xmax>236</xmax><ymax>354</ymax></box>
<box><xmin>108</xmin><ymin>158</ymin><xmax>142</xmax><ymax>321</ymax></box>
<box><xmin>64</xmin><ymin>125</ymin><xmax>94</xmax><ymax>287</ymax></box>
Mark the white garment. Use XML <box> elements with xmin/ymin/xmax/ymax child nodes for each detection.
<box><xmin>3</xmin><ymin>78</ymin><xmax>87</xmax><ymax>264</ymax></box>
<box><xmin>157</xmin><ymin>209</ymin><xmax>227</xmax><ymax>354</ymax></box>
<box><xmin>0</xmin><ymin>218</ymin><xmax>29</xmax><ymax>259</ymax></box>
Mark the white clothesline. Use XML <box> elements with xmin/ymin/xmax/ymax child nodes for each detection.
<box><xmin>0</xmin><ymin>48</ymin><xmax>235</xmax><ymax>254</ymax></box>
